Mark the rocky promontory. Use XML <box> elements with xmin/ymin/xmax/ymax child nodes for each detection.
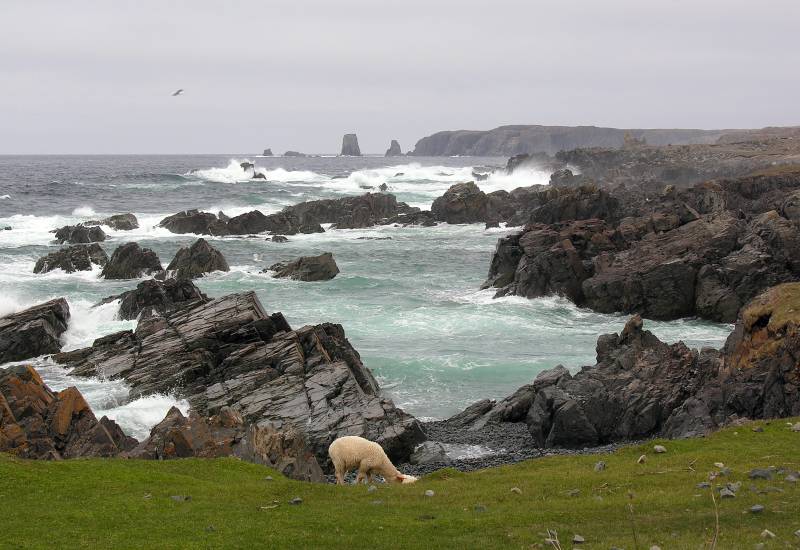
<box><xmin>53</xmin><ymin>291</ymin><xmax>424</xmax><ymax>469</ymax></box>
<box><xmin>0</xmin><ymin>299</ymin><xmax>70</xmax><ymax>363</ymax></box>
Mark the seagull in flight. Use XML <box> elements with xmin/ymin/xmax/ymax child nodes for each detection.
<box><xmin>171</xmin><ymin>89</ymin><xmax>184</xmax><ymax>96</ymax></box>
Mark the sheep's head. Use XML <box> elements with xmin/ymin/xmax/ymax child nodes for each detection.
<box><xmin>398</xmin><ymin>474</ymin><xmax>418</xmax><ymax>484</ymax></box>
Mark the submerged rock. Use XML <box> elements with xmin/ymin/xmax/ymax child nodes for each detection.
<box><xmin>33</xmin><ymin>243</ymin><xmax>108</xmax><ymax>274</ymax></box>
<box><xmin>0</xmin><ymin>298</ymin><xmax>70</xmax><ymax>363</ymax></box>
<box><xmin>101</xmin><ymin>242</ymin><xmax>163</xmax><ymax>279</ymax></box>
<box><xmin>165</xmin><ymin>238</ymin><xmax>229</xmax><ymax>279</ymax></box>
<box><xmin>0</xmin><ymin>365</ymin><xmax>136</xmax><ymax>459</ymax></box>
<box><xmin>52</xmin><ymin>225</ymin><xmax>106</xmax><ymax>244</ymax></box>
<box><xmin>83</xmin><ymin>213</ymin><xmax>139</xmax><ymax>231</ymax></box>
<box><xmin>268</xmin><ymin>252</ymin><xmax>339</xmax><ymax>281</ymax></box>
<box><xmin>54</xmin><ymin>292</ymin><xmax>424</xmax><ymax>469</ymax></box>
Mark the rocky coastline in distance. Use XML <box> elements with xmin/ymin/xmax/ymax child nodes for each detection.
<box><xmin>3</xmin><ymin>127</ymin><xmax>800</xmax><ymax>482</ymax></box>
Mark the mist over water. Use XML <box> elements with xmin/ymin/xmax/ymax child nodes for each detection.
<box><xmin>0</xmin><ymin>155</ymin><xmax>732</xmax><ymax>436</ymax></box>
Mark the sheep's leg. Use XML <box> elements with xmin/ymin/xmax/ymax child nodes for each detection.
<box><xmin>335</xmin><ymin>468</ymin><xmax>345</xmax><ymax>485</ymax></box>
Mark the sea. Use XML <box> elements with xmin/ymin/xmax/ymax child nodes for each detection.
<box><xmin>0</xmin><ymin>154</ymin><xmax>733</xmax><ymax>440</ymax></box>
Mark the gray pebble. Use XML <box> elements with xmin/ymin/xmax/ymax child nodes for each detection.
<box><xmin>371</xmin><ymin>500</ymin><xmax>383</xmax><ymax>506</ymax></box>
<box><xmin>749</xmin><ymin>468</ymin><xmax>773</xmax><ymax>480</ymax></box>
<box><xmin>594</xmin><ymin>461</ymin><xmax>606</xmax><ymax>472</ymax></box>
<box><xmin>696</xmin><ymin>482</ymin><xmax>711</xmax><ymax>489</ymax></box>
<box><xmin>289</xmin><ymin>497</ymin><xmax>303</xmax><ymax>505</ymax></box>
<box><xmin>749</xmin><ymin>504</ymin><xmax>765</xmax><ymax>514</ymax></box>
<box><xmin>573</xmin><ymin>534</ymin><xmax>585</xmax><ymax>544</ymax></box>
<box><xmin>510</xmin><ymin>487</ymin><xmax>522</xmax><ymax>494</ymax></box>
<box><xmin>719</xmin><ymin>467</ymin><xmax>732</xmax><ymax>477</ymax></box>
<box><xmin>474</xmin><ymin>504</ymin><xmax>487</xmax><ymax>513</ymax></box>
<box><xmin>752</xmin><ymin>426</ymin><xmax>764</xmax><ymax>433</ymax></box>
<box><xmin>264</xmin><ymin>476</ymin><xmax>273</xmax><ymax>481</ymax></box>
<box><xmin>567</xmin><ymin>488</ymin><xmax>581</xmax><ymax>497</ymax></box>
<box><xmin>786</xmin><ymin>474</ymin><xmax>798</xmax><ymax>483</ymax></box>
<box><xmin>170</xmin><ymin>495</ymin><xmax>190</xmax><ymax>502</ymax></box>
<box><xmin>368</xmin><ymin>485</ymin><xmax>377</xmax><ymax>493</ymax></box>
<box><xmin>719</xmin><ymin>488</ymin><xmax>736</xmax><ymax>499</ymax></box>
<box><xmin>791</xmin><ymin>422</ymin><xmax>800</xmax><ymax>432</ymax></box>
<box><xmin>653</xmin><ymin>445</ymin><xmax>667</xmax><ymax>453</ymax></box>
<box><xmin>424</xmin><ymin>490</ymin><xmax>435</xmax><ymax>497</ymax></box>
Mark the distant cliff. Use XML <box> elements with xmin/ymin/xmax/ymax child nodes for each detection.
<box><xmin>409</xmin><ymin>125</ymin><xmax>734</xmax><ymax>156</ymax></box>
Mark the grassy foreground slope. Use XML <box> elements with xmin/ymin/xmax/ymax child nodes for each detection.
<box><xmin>2</xmin><ymin>420</ymin><xmax>799</xmax><ymax>549</ymax></box>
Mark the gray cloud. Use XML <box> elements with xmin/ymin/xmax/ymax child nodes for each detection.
<box><xmin>1</xmin><ymin>0</ymin><xmax>798</xmax><ymax>153</ymax></box>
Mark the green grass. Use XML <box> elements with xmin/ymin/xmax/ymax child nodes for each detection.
<box><xmin>2</xmin><ymin>420</ymin><xmax>799</xmax><ymax>549</ymax></box>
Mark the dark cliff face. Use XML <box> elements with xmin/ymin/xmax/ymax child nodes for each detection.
<box><xmin>410</xmin><ymin>125</ymin><xmax>730</xmax><ymax>156</ymax></box>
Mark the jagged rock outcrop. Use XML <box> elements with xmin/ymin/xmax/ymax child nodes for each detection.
<box><xmin>126</xmin><ymin>406</ymin><xmax>325</xmax><ymax>482</ymax></box>
<box><xmin>53</xmin><ymin>292</ymin><xmax>424</xmax><ymax>469</ymax></box>
<box><xmin>33</xmin><ymin>243</ymin><xmax>108</xmax><ymax>274</ymax></box>
<box><xmin>430</xmin><ymin>182</ymin><xmax>518</xmax><ymax>224</ymax></box>
<box><xmin>99</xmin><ymin>278</ymin><xmax>209</xmax><ymax>321</ymax></box>
<box><xmin>484</xmin><ymin>168</ymin><xmax>800</xmax><ymax>322</ymax></box>
<box><xmin>0</xmin><ymin>299</ymin><xmax>70</xmax><ymax>363</ymax></box>
<box><xmin>0</xmin><ymin>365</ymin><xmax>136</xmax><ymax>459</ymax></box>
<box><xmin>101</xmin><ymin>243</ymin><xmax>163</xmax><ymax>280</ymax></box>
<box><xmin>340</xmin><ymin>133</ymin><xmax>362</xmax><ymax>156</ymax></box>
<box><xmin>159</xmin><ymin>193</ymin><xmax>416</xmax><ymax>236</ymax></box>
<box><xmin>446</xmin><ymin>283</ymin><xmax>800</xmax><ymax>447</ymax></box>
<box><xmin>385</xmin><ymin>140</ymin><xmax>402</xmax><ymax>156</ymax></box>
<box><xmin>268</xmin><ymin>253</ymin><xmax>339</xmax><ymax>281</ymax></box>
<box><xmin>52</xmin><ymin>225</ymin><xmax>106</xmax><ymax>244</ymax></box>
<box><xmin>83</xmin><ymin>213</ymin><xmax>139</xmax><ymax>231</ymax></box>
<box><xmin>262</xmin><ymin>148</ymin><xmax>273</xmax><ymax>156</ymax></box>
<box><xmin>165</xmin><ymin>238</ymin><xmax>229</xmax><ymax>279</ymax></box>
<box><xmin>411</xmin><ymin>125</ymin><xmax>729</xmax><ymax>156</ymax></box>
<box><xmin>159</xmin><ymin>209</ymin><xmax>230</xmax><ymax>236</ymax></box>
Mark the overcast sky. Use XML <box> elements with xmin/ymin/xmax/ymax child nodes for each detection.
<box><xmin>1</xmin><ymin>0</ymin><xmax>798</xmax><ymax>154</ymax></box>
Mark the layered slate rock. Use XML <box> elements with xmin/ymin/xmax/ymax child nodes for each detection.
<box><xmin>484</xmin><ymin>169</ymin><xmax>800</xmax><ymax>322</ymax></box>
<box><xmin>99</xmin><ymin>278</ymin><xmax>209</xmax><ymax>321</ymax></box>
<box><xmin>165</xmin><ymin>238</ymin><xmax>229</xmax><ymax>279</ymax></box>
<box><xmin>268</xmin><ymin>253</ymin><xmax>339</xmax><ymax>281</ymax></box>
<box><xmin>101</xmin><ymin>242</ymin><xmax>163</xmax><ymax>279</ymax></box>
<box><xmin>159</xmin><ymin>209</ymin><xmax>230</xmax><ymax>236</ymax></box>
<box><xmin>52</xmin><ymin>225</ymin><xmax>106</xmax><ymax>244</ymax></box>
<box><xmin>82</xmin><ymin>213</ymin><xmax>139</xmax><ymax>231</ymax></box>
<box><xmin>54</xmin><ymin>292</ymin><xmax>424</xmax><ymax>468</ymax></box>
<box><xmin>445</xmin><ymin>284</ymin><xmax>800</xmax><ymax>448</ymax></box>
<box><xmin>126</xmin><ymin>406</ymin><xmax>325</xmax><ymax>482</ymax></box>
<box><xmin>340</xmin><ymin>133</ymin><xmax>362</xmax><ymax>156</ymax></box>
<box><xmin>33</xmin><ymin>243</ymin><xmax>108</xmax><ymax>274</ymax></box>
<box><xmin>0</xmin><ymin>299</ymin><xmax>70</xmax><ymax>363</ymax></box>
<box><xmin>431</xmin><ymin>182</ymin><xmax>518</xmax><ymax>224</ymax></box>
<box><xmin>0</xmin><ymin>365</ymin><xmax>136</xmax><ymax>459</ymax></box>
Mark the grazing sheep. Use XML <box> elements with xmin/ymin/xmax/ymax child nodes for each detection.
<box><xmin>328</xmin><ymin>436</ymin><xmax>418</xmax><ymax>485</ymax></box>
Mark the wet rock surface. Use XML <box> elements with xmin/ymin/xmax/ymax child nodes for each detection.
<box><xmin>0</xmin><ymin>299</ymin><xmax>70</xmax><ymax>363</ymax></box>
<box><xmin>165</xmin><ymin>238</ymin><xmax>229</xmax><ymax>279</ymax></box>
<box><xmin>82</xmin><ymin>213</ymin><xmax>139</xmax><ymax>231</ymax></box>
<box><xmin>53</xmin><ymin>291</ymin><xmax>424</xmax><ymax>469</ymax></box>
<box><xmin>98</xmin><ymin>278</ymin><xmax>209</xmax><ymax>321</ymax></box>
<box><xmin>52</xmin><ymin>224</ymin><xmax>106</xmax><ymax>244</ymax></box>
<box><xmin>33</xmin><ymin>243</ymin><xmax>108</xmax><ymax>274</ymax></box>
<box><xmin>101</xmin><ymin>242</ymin><xmax>163</xmax><ymax>279</ymax></box>
<box><xmin>267</xmin><ymin>252</ymin><xmax>339</xmax><ymax>281</ymax></box>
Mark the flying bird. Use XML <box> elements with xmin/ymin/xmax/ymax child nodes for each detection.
<box><xmin>171</xmin><ymin>89</ymin><xmax>184</xmax><ymax>96</ymax></box>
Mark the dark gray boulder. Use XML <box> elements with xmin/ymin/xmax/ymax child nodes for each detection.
<box><xmin>53</xmin><ymin>225</ymin><xmax>106</xmax><ymax>244</ymax></box>
<box><xmin>0</xmin><ymin>298</ymin><xmax>70</xmax><ymax>363</ymax></box>
<box><xmin>101</xmin><ymin>243</ymin><xmax>163</xmax><ymax>279</ymax></box>
<box><xmin>268</xmin><ymin>252</ymin><xmax>339</xmax><ymax>281</ymax></box>
<box><xmin>54</xmin><ymin>292</ymin><xmax>424</xmax><ymax>469</ymax></box>
<box><xmin>262</xmin><ymin>148</ymin><xmax>273</xmax><ymax>156</ymax></box>
<box><xmin>341</xmin><ymin>133</ymin><xmax>362</xmax><ymax>156</ymax></box>
<box><xmin>431</xmin><ymin>182</ymin><xmax>517</xmax><ymax>224</ymax></box>
<box><xmin>166</xmin><ymin>238</ymin><xmax>229</xmax><ymax>279</ymax></box>
<box><xmin>158</xmin><ymin>209</ymin><xmax>230</xmax><ymax>236</ymax></box>
<box><xmin>99</xmin><ymin>278</ymin><xmax>209</xmax><ymax>321</ymax></box>
<box><xmin>33</xmin><ymin>244</ymin><xmax>108</xmax><ymax>274</ymax></box>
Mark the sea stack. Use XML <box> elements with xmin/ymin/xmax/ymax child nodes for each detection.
<box><xmin>262</xmin><ymin>148</ymin><xmax>273</xmax><ymax>156</ymax></box>
<box><xmin>385</xmin><ymin>140</ymin><xmax>402</xmax><ymax>156</ymax></box>
<box><xmin>340</xmin><ymin>133</ymin><xmax>362</xmax><ymax>156</ymax></box>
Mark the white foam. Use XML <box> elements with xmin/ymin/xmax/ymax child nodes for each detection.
<box><xmin>94</xmin><ymin>394</ymin><xmax>190</xmax><ymax>441</ymax></box>
<box><xmin>0</xmin><ymin>194</ymin><xmax>10</xmax><ymax>200</ymax></box>
<box><xmin>72</xmin><ymin>206</ymin><xmax>96</xmax><ymax>216</ymax></box>
<box><xmin>61</xmin><ymin>298</ymin><xmax>135</xmax><ymax>351</ymax></box>
<box><xmin>190</xmin><ymin>159</ymin><xmax>325</xmax><ymax>184</ymax></box>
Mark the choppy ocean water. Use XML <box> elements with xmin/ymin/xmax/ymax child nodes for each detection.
<box><xmin>0</xmin><ymin>155</ymin><xmax>733</xmax><ymax>438</ymax></box>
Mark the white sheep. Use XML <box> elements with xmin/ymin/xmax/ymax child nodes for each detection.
<box><xmin>328</xmin><ymin>435</ymin><xmax>418</xmax><ymax>485</ymax></box>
